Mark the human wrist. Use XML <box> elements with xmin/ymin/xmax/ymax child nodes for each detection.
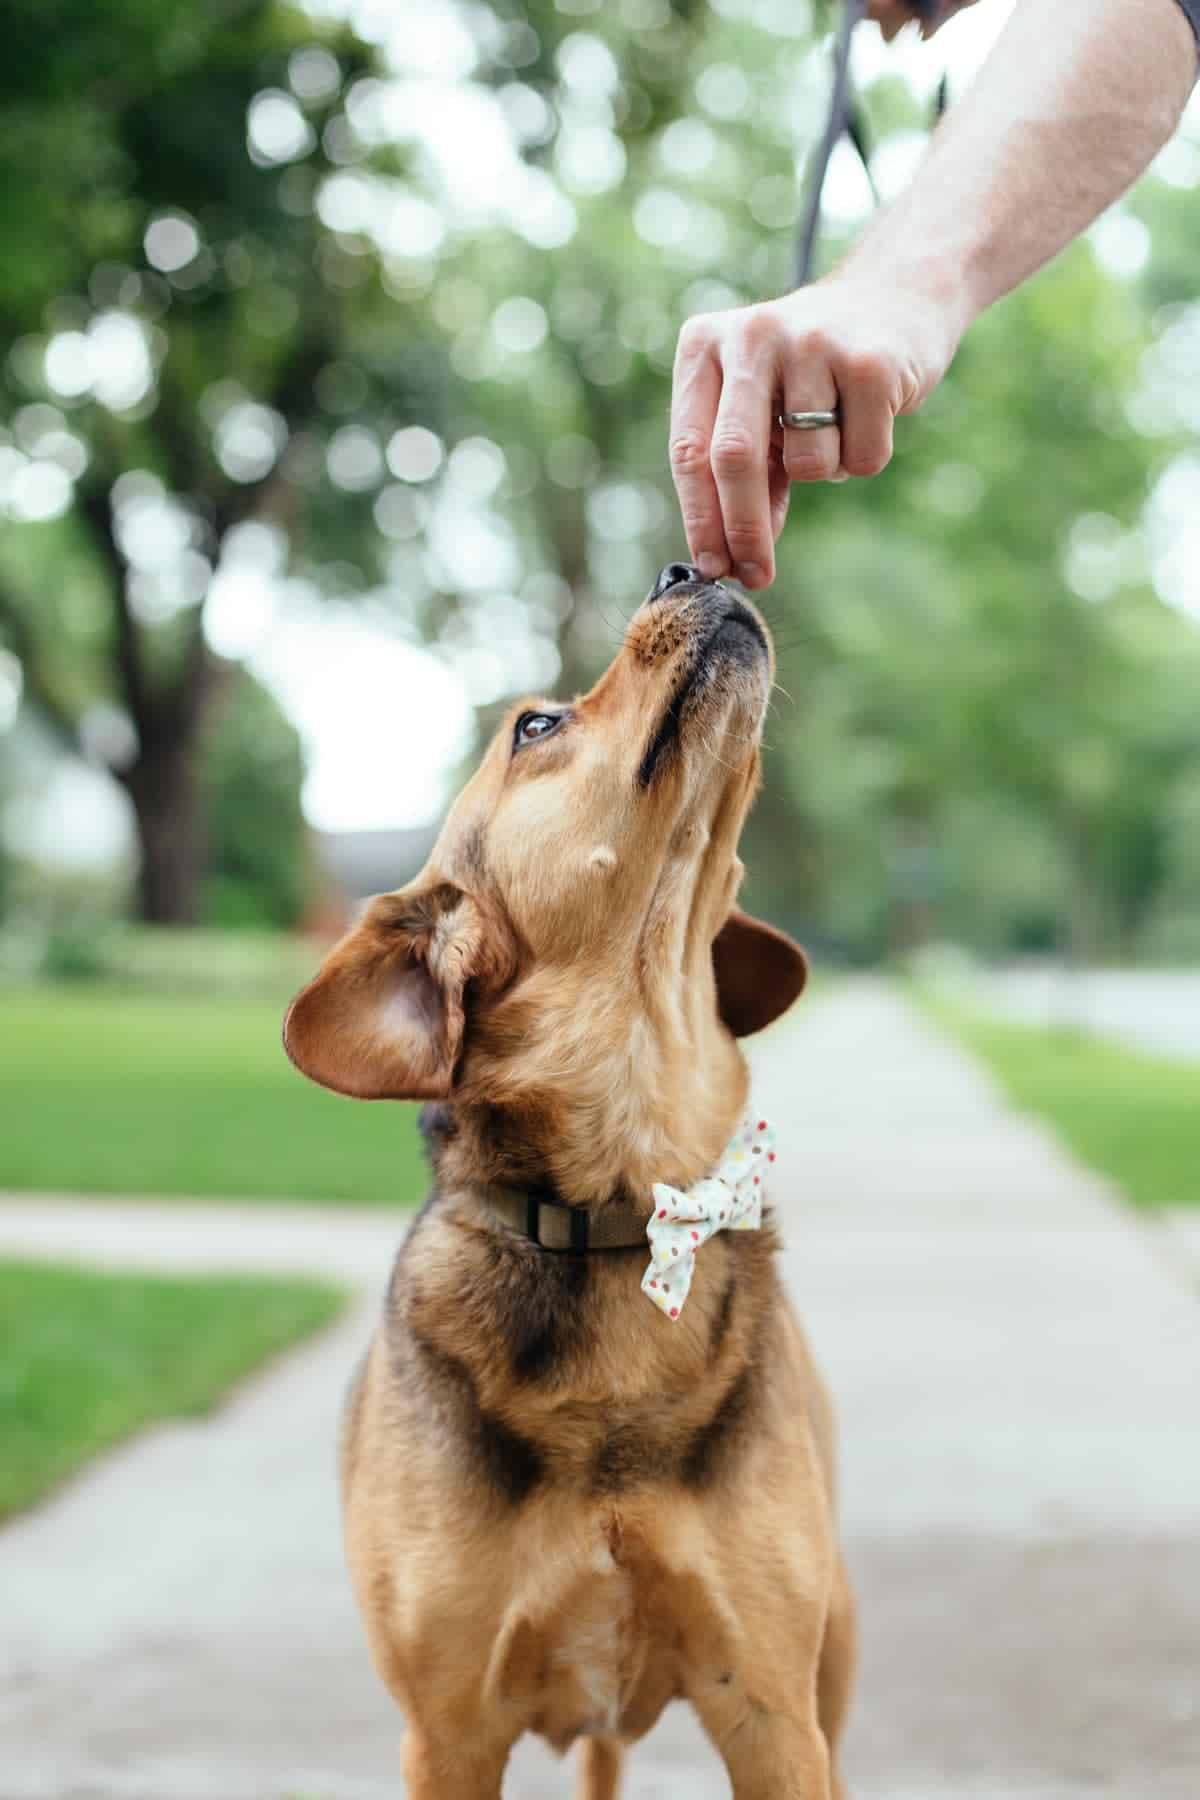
<box><xmin>818</xmin><ymin>243</ymin><xmax>977</xmax><ymax>395</ymax></box>
<box><xmin>841</xmin><ymin>239</ymin><xmax>978</xmax><ymax>343</ymax></box>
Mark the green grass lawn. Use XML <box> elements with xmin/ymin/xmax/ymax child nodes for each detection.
<box><xmin>0</xmin><ymin>988</ymin><xmax>426</xmax><ymax>1204</ymax></box>
<box><xmin>0</xmin><ymin>1259</ymin><xmax>343</xmax><ymax>1518</ymax></box>
<box><xmin>925</xmin><ymin>997</ymin><xmax>1200</xmax><ymax>1211</ymax></box>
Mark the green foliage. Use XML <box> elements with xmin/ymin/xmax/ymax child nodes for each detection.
<box><xmin>379</xmin><ymin>0</ymin><xmax>1200</xmax><ymax>959</ymax></box>
<box><xmin>0</xmin><ymin>0</ymin><xmax>379</xmax><ymax>921</ymax></box>
<box><xmin>1141</xmin><ymin>769</ymin><xmax>1200</xmax><ymax>959</ymax></box>
<box><xmin>925</xmin><ymin>997</ymin><xmax>1200</xmax><ymax>1210</ymax></box>
<box><xmin>0</xmin><ymin>1258</ymin><xmax>343</xmax><ymax>1517</ymax></box>
<box><xmin>1</xmin><ymin>922</ymin><xmax>320</xmax><ymax>996</ymax></box>
<box><xmin>200</xmin><ymin>668</ymin><xmax>310</xmax><ymax>930</ymax></box>
<box><xmin>39</xmin><ymin>922</ymin><xmax>114</xmax><ymax>984</ymax></box>
<box><xmin>1</xmin><ymin>0</ymin><xmax>1199</xmax><ymax>951</ymax></box>
<box><xmin>0</xmin><ymin>988</ymin><xmax>427</xmax><ymax>1204</ymax></box>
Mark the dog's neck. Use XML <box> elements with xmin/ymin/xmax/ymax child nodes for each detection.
<box><xmin>425</xmin><ymin>1004</ymin><xmax>749</xmax><ymax>1208</ymax></box>
<box><xmin>420</xmin><ymin>1088</ymin><xmax>745</xmax><ymax>1210</ymax></box>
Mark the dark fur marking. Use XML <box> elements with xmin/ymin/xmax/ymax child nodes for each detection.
<box><xmin>417</xmin><ymin>1104</ymin><xmax>457</xmax><ymax>1169</ymax></box>
<box><xmin>395</xmin><ymin>1164</ymin><xmax>594</xmax><ymax>1387</ymax></box>
<box><xmin>476</xmin><ymin>1407</ymin><xmax>544</xmax><ymax>1505</ymax></box>
<box><xmin>458</xmin><ymin>822</ymin><xmax>489</xmax><ymax>882</ymax></box>
<box><xmin>637</xmin><ymin>666</ymin><xmax>692</xmax><ymax>788</ymax></box>
<box><xmin>638</xmin><ymin>605</ymin><xmax>766</xmax><ymax>788</ymax></box>
<box><xmin>679</xmin><ymin>1361</ymin><xmax>757</xmax><ymax>1491</ymax></box>
<box><xmin>488</xmin><ymin>1236</ymin><xmax>592</xmax><ymax>1384</ymax></box>
<box><xmin>709</xmin><ymin>1269</ymin><xmax>737</xmax><ymax>1362</ymax></box>
<box><xmin>590</xmin><ymin>1416</ymin><xmax>680</xmax><ymax>1495</ymax></box>
<box><xmin>474</xmin><ymin>1103</ymin><xmax>570</xmax><ymax>1191</ymax></box>
<box><xmin>411</xmin><ymin>1328</ymin><xmax>545</xmax><ymax>1507</ymax></box>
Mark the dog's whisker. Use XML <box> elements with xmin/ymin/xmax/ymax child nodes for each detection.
<box><xmin>590</xmin><ymin>619</ymin><xmax>633</xmax><ymax>648</ymax></box>
<box><xmin>585</xmin><ymin>607</ymin><xmax>633</xmax><ymax>648</ymax></box>
<box><xmin>774</xmin><ymin>637</ymin><xmax>822</xmax><ymax>652</ymax></box>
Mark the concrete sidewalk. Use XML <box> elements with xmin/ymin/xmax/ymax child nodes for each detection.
<box><xmin>1</xmin><ymin>982</ymin><xmax>1198</xmax><ymax>1797</ymax></box>
<box><xmin>763</xmin><ymin>984</ymin><xmax>1200</xmax><ymax>1800</ymax></box>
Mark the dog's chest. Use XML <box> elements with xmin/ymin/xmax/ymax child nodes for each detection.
<box><xmin>548</xmin><ymin>1581</ymin><xmax>629</xmax><ymax>1738</ymax></box>
<box><xmin>492</xmin><ymin>1526</ymin><xmax>669</xmax><ymax>1751</ymax></box>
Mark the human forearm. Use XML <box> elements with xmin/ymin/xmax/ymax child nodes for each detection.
<box><xmin>848</xmin><ymin>0</ymin><xmax>1197</xmax><ymax>335</ymax></box>
<box><xmin>668</xmin><ymin>0</ymin><xmax>1198</xmax><ymax>588</ymax></box>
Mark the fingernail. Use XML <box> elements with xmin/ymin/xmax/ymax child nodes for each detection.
<box><xmin>738</xmin><ymin>563</ymin><xmax>767</xmax><ymax>588</ymax></box>
<box><xmin>697</xmin><ymin>552</ymin><xmax>726</xmax><ymax>579</ymax></box>
<box><xmin>830</xmin><ymin>470</ymin><xmax>850</xmax><ymax>485</ymax></box>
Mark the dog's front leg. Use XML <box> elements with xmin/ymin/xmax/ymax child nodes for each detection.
<box><xmin>577</xmin><ymin>1736</ymin><xmax>625</xmax><ymax>1799</ymax></box>
<box><xmin>706</xmin><ymin>1706</ymin><xmax>833</xmax><ymax>1800</ymax></box>
<box><xmin>401</xmin><ymin>1727</ymin><xmax>511</xmax><ymax>1799</ymax></box>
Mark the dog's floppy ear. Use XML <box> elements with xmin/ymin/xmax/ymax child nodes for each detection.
<box><xmin>283</xmin><ymin>882</ymin><xmax>515</xmax><ymax>1100</ymax></box>
<box><xmin>712</xmin><ymin>908</ymin><xmax>808</xmax><ymax>1037</ymax></box>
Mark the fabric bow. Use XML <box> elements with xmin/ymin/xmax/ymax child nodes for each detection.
<box><xmin>641</xmin><ymin>1109</ymin><xmax>776</xmax><ymax>1321</ymax></box>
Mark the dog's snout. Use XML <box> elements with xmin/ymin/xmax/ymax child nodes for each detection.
<box><xmin>650</xmin><ymin>563</ymin><xmax>703</xmax><ymax>602</ymax></box>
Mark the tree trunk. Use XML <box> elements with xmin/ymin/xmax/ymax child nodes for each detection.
<box><xmin>123</xmin><ymin>745</ymin><xmax>207</xmax><ymax>926</ymax></box>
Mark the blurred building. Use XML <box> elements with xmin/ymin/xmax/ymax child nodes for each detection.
<box><xmin>310</xmin><ymin>825</ymin><xmax>439</xmax><ymax>929</ymax></box>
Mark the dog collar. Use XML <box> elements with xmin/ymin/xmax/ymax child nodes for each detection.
<box><xmin>483</xmin><ymin>1185</ymin><xmax>648</xmax><ymax>1254</ymax></box>
<box><xmin>483</xmin><ymin>1108</ymin><xmax>775</xmax><ymax>1323</ymax></box>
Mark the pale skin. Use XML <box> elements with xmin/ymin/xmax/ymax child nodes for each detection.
<box><xmin>670</xmin><ymin>0</ymin><xmax>1199</xmax><ymax>589</ymax></box>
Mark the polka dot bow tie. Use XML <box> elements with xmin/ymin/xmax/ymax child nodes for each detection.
<box><xmin>642</xmin><ymin>1110</ymin><xmax>776</xmax><ymax>1321</ymax></box>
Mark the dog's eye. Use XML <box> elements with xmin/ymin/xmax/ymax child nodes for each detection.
<box><xmin>514</xmin><ymin>711</ymin><xmax>562</xmax><ymax>749</ymax></box>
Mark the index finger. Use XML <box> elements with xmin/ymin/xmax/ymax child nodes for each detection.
<box><xmin>710</xmin><ymin>363</ymin><xmax>778</xmax><ymax>589</ymax></box>
<box><xmin>669</xmin><ymin>324</ymin><xmax>733</xmax><ymax>579</ymax></box>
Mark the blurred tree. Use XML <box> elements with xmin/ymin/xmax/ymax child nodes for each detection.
<box><xmin>200</xmin><ymin>665</ymin><xmax>308</xmax><ymax>930</ymax></box>
<box><xmin>2</xmin><ymin>0</ymin><xmax>1198</xmax><ymax>958</ymax></box>
<box><xmin>417</xmin><ymin>0</ymin><xmax>1200</xmax><ymax>960</ymax></box>
<box><xmin>0</xmin><ymin>0</ymin><xmax>399</xmax><ymax>920</ymax></box>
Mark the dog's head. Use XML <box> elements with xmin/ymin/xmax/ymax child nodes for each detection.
<box><xmin>284</xmin><ymin>566</ymin><xmax>806</xmax><ymax>1174</ymax></box>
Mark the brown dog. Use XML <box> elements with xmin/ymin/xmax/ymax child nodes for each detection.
<box><xmin>284</xmin><ymin>565</ymin><xmax>855</xmax><ymax>1798</ymax></box>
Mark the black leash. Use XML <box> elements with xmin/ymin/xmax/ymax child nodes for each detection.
<box><xmin>794</xmin><ymin>0</ymin><xmax>942</xmax><ymax>287</ymax></box>
<box><xmin>795</xmin><ymin>0</ymin><xmax>868</xmax><ymax>287</ymax></box>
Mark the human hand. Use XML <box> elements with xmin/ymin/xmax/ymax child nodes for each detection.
<box><xmin>868</xmin><ymin>1</ymin><xmax>982</xmax><ymax>41</ymax></box>
<box><xmin>668</xmin><ymin>274</ymin><xmax>966</xmax><ymax>588</ymax></box>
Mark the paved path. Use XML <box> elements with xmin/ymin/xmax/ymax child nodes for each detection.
<box><xmin>2</xmin><ymin>982</ymin><xmax>1199</xmax><ymax>1798</ymax></box>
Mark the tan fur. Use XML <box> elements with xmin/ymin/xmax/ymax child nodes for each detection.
<box><xmin>286</xmin><ymin>582</ymin><xmax>854</xmax><ymax>1796</ymax></box>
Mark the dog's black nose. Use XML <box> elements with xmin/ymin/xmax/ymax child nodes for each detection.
<box><xmin>650</xmin><ymin>563</ymin><xmax>702</xmax><ymax>601</ymax></box>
